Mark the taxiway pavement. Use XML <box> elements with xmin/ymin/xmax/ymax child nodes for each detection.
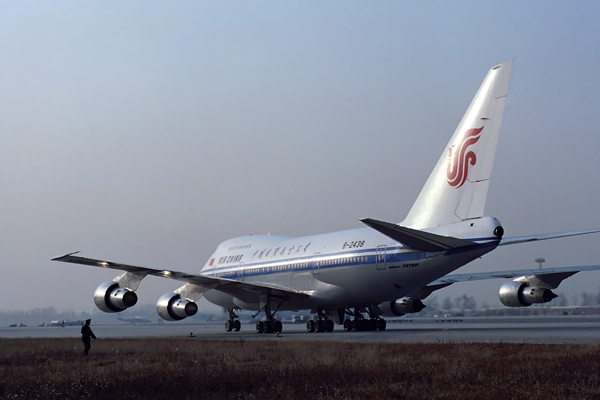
<box><xmin>2</xmin><ymin>316</ymin><xmax>600</xmax><ymax>344</ymax></box>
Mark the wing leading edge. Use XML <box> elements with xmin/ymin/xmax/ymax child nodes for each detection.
<box><xmin>51</xmin><ymin>253</ymin><xmax>311</xmax><ymax>302</ymax></box>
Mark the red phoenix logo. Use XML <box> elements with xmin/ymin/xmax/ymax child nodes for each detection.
<box><xmin>446</xmin><ymin>127</ymin><xmax>483</xmax><ymax>188</ymax></box>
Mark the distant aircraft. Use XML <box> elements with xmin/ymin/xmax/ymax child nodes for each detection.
<box><xmin>53</xmin><ymin>60</ymin><xmax>600</xmax><ymax>334</ymax></box>
<box><xmin>49</xmin><ymin>319</ymin><xmax>84</xmax><ymax>327</ymax></box>
<box><xmin>117</xmin><ymin>316</ymin><xmax>152</xmax><ymax>324</ymax></box>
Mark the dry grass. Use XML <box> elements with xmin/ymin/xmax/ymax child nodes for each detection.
<box><xmin>1</xmin><ymin>338</ymin><xmax>600</xmax><ymax>399</ymax></box>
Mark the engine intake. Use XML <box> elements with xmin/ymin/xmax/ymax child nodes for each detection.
<box><xmin>378</xmin><ymin>297</ymin><xmax>426</xmax><ymax>317</ymax></box>
<box><xmin>499</xmin><ymin>280</ymin><xmax>557</xmax><ymax>307</ymax></box>
<box><xmin>156</xmin><ymin>292</ymin><xmax>198</xmax><ymax>321</ymax></box>
<box><xmin>94</xmin><ymin>281</ymin><xmax>138</xmax><ymax>313</ymax></box>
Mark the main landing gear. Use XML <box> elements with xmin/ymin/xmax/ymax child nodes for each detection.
<box><xmin>342</xmin><ymin>308</ymin><xmax>387</xmax><ymax>332</ymax></box>
<box><xmin>306</xmin><ymin>309</ymin><xmax>334</xmax><ymax>333</ymax></box>
<box><xmin>343</xmin><ymin>318</ymin><xmax>386</xmax><ymax>331</ymax></box>
<box><xmin>306</xmin><ymin>318</ymin><xmax>334</xmax><ymax>333</ymax></box>
<box><xmin>224</xmin><ymin>308</ymin><xmax>241</xmax><ymax>332</ymax></box>
<box><xmin>256</xmin><ymin>320</ymin><xmax>283</xmax><ymax>334</ymax></box>
<box><xmin>254</xmin><ymin>296</ymin><xmax>283</xmax><ymax>334</ymax></box>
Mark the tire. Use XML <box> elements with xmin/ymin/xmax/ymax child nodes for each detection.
<box><xmin>377</xmin><ymin>319</ymin><xmax>387</xmax><ymax>331</ymax></box>
<box><xmin>343</xmin><ymin>319</ymin><xmax>352</xmax><ymax>331</ymax></box>
<box><xmin>262</xmin><ymin>321</ymin><xmax>273</xmax><ymax>333</ymax></box>
<box><xmin>256</xmin><ymin>321</ymin><xmax>264</xmax><ymax>333</ymax></box>
<box><xmin>233</xmin><ymin>320</ymin><xmax>241</xmax><ymax>332</ymax></box>
<box><xmin>273</xmin><ymin>320</ymin><xmax>283</xmax><ymax>333</ymax></box>
<box><xmin>315</xmin><ymin>320</ymin><xmax>324</xmax><ymax>332</ymax></box>
<box><xmin>325</xmin><ymin>319</ymin><xmax>334</xmax><ymax>332</ymax></box>
<box><xmin>369</xmin><ymin>319</ymin><xmax>378</xmax><ymax>331</ymax></box>
<box><xmin>306</xmin><ymin>320</ymin><xmax>315</xmax><ymax>332</ymax></box>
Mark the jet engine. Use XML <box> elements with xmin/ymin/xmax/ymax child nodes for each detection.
<box><xmin>499</xmin><ymin>280</ymin><xmax>558</xmax><ymax>307</ymax></box>
<box><xmin>377</xmin><ymin>297</ymin><xmax>426</xmax><ymax>317</ymax></box>
<box><xmin>156</xmin><ymin>292</ymin><xmax>198</xmax><ymax>321</ymax></box>
<box><xmin>94</xmin><ymin>281</ymin><xmax>138</xmax><ymax>313</ymax></box>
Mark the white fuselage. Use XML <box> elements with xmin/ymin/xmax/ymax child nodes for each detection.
<box><xmin>201</xmin><ymin>217</ymin><xmax>501</xmax><ymax>312</ymax></box>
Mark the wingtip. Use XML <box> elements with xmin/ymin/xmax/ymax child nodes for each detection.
<box><xmin>51</xmin><ymin>251</ymin><xmax>81</xmax><ymax>261</ymax></box>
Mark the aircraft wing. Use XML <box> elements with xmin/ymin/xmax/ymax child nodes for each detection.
<box><xmin>498</xmin><ymin>229</ymin><xmax>600</xmax><ymax>246</ymax></box>
<box><xmin>429</xmin><ymin>265</ymin><xmax>600</xmax><ymax>285</ymax></box>
<box><xmin>407</xmin><ymin>265</ymin><xmax>600</xmax><ymax>300</ymax></box>
<box><xmin>51</xmin><ymin>252</ymin><xmax>311</xmax><ymax>301</ymax></box>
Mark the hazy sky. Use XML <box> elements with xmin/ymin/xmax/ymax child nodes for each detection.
<box><xmin>2</xmin><ymin>2</ymin><xmax>600</xmax><ymax>313</ymax></box>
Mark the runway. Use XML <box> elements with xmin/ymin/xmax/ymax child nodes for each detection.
<box><xmin>3</xmin><ymin>316</ymin><xmax>600</xmax><ymax>344</ymax></box>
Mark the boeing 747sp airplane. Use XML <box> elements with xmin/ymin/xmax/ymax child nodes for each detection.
<box><xmin>53</xmin><ymin>60</ymin><xmax>600</xmax><ymax>333</ymax></box>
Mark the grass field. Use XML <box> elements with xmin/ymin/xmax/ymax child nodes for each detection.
<box><xmin>1</xmin><ymin>338</ymin><xmax>599</xmax><ymax>399</ymax></box>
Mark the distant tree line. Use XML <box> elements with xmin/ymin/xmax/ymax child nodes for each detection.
<box><xmin>423</xmin><ymin>295</ymin><xmax>478</xmax><ymax>313</ymax></box>
<box><xmin>573</xmin><ymin>289</ymin><xmax>600</xmax><ymax>306</ymax></box>
<box><xmin>422</xmin><ymin>288</ymin><xmax>600</xmax><ymax>313</ymax></box>
<box><xmin>0</xmin><ymin>307</ymin><xmax>95</xmax><ymax>326</ymax></box>
<box><xmin>0</xmin><ymin>304</ymin><xmax>222</xmax><ymax>326</ymax></box>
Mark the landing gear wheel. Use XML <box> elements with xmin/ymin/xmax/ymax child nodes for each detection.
<box><xmin>315</xmin><ymin>320</ymin><xmax>324</xmax><ymax>332</ymax></box>
<box><xmin>306</xmin><ymin>320</ymin><xmax>315</xmax><ymax>332</ymax></box>
<box><xmin>325</xmin><ymin>319</ymin><xmax>334</xmax><ymax>332</ymax></box>
<box><xmin>256</xmin><ymin>321</ymin><xmax>264</xmax><ymax>333</ymax></box>
<box><xmin>343</xmin><ymin>319</ymin><xmax>352</xmax><ymax>332</ymax></box>
<box><xmin>369</xmin><ymin>319</ymin><xmax>378</xmax><ymax>331</ymax></box>
<box><xmin>226</xmin><ymin>309</ymin><xmax>240</xmax><ymax>333</ymax></box>
<box><xmin>273</xmin><ymin>320</ymin><xmax>283</xmax><ymax>333</ymax></box>
<box><xmin>376</xmin><ymin>319</ymin><xmax>387</xmax><ymax>331</ymax></box>
<box><xmin>262</xmin><ymin>321</ymin><xmax>273</xmax><ymax>333</ymax></box>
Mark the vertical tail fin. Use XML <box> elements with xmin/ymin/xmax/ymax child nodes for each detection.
<box><xmin>402</xmin><ymin>60</ymin><xmax>513</xmax><ymax>229</ymax></box>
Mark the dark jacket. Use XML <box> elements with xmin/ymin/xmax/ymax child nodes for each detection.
<box><xmin>81</xmin><ymin>324</ymin><xmax>96</xmax><ymax>340</ymax></box>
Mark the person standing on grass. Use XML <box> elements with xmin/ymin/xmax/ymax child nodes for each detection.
<box><xmin>81</xmin><ymin>319</ymin><xmax>96</xmax><ymax>355</ymax></box>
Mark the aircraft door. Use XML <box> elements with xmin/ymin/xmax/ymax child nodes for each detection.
<box><xmin>312</xmin><ymin>253</ymin><xmax>321</xmax><ymax>276</ymax></box>
<box><xmin>376</xmin><ymin>246</ymin><xmax>387</xmax><ymax>270</ymax></box>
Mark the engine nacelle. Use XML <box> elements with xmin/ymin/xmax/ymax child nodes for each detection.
<box><xmin>156</xmin><ymin>292</ymin><xmax>198</xmax><ymax>321</ymax></box>
<box><xmin>377</xmin><ymin>298</ymin><xmax>426</xmax><ymax>317</ymax></box>
<box><xmin>94</xmin><ymin>281</ymin><xmax>138</xmax><ymax>313</ymax></box>
<box><xmin>499</xmin><ymin>280</ymin><xmax>558</xmax><ymax>307</ymax></box>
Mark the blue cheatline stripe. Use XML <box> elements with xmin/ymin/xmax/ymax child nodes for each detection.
<box><xmin>204</xmin><ymin>239</ymin><xmax>500</xmax><ymax>280</ymax></box>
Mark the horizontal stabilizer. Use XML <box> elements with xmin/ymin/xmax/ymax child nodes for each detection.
<box><xmin>359</xmin><ymin>218</ymin><xmax>476</xmax><ymax>251</ymax></box>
